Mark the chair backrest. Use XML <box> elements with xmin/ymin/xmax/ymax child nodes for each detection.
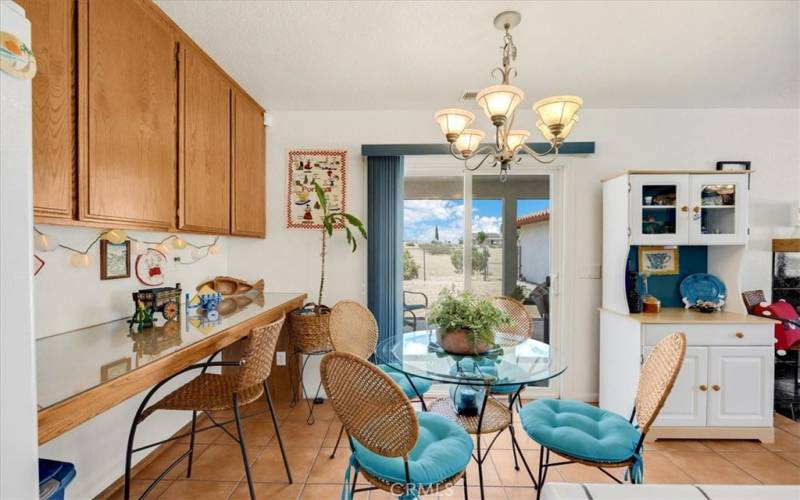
<box><xmin>494</xmin><ymin>296</ymin><xmax>533</xmax><ymax>340</ymax></box>
<box><xmin>320</xmin><ymin>351</ymin><xmax>418</xmax><ymax>458</ymax></box>
<box><xmin>235</xmin><ymin>314</ymin><xmax>285</xmax><ymax>392</ymax></box>
<box><xmin>741</xmin><ymin>290</ymin><xmax>767</xmax><ymax>314</ymax></box>
<box><xmin>329</xmin><ymin>300</ymin><xmax>378</xmax><ymax>359</ymax></box>
<box><xmin>634</xmin><ymin>332</ymin><xmax>686</xmax><ymax>434</ymax></box>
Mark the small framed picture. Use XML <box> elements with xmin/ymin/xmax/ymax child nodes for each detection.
<box><xmin>716</xmin><ymin>161</ymin><xmax>750</xmax><ymax>172</ymax></box>
<box><xmin>100</xmin><ymin>357</ymin><xmax>131</xmax><ymax>382</ymax></box>
<box><xmin>638</xmin><ymin>246</ymin><xmax>680</xmax><ymax>275</ymax></box>
<box><xmin>100</xmin><ymin>240</ymin><xmax>130</xmax><ymax>280</ymax></box>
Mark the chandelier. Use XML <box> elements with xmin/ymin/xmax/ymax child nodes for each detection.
<box><xmin>434</xmin><ymin>11</ymin><xmax>583</xmax><ymax>181</ymax></box>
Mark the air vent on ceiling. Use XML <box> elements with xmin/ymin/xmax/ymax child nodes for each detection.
<box><xmin>460</xmin><ymin>90</ymin><xmax>478</xmax><ymax>101</ymax></box>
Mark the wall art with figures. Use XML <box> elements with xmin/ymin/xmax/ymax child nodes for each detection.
<box><xmin>286</xmin><ymin>149</ymin><xmax>347</xmax><ymax>229</ymax></box>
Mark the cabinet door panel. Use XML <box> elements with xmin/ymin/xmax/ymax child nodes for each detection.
<box><xmin>707</xmin><ymin>347</ymin><xmax>773</xmax><ymax>427</ymax></box>
<box><xmin>688</xmin><ymin>174</ymin><xmax>748</xmax><ymax>245</ymax></box>
<box><xmin>22</xmin><ymin>0</ymin><xmax>75</xmax><ymax>219</ymax></box>
<box><xmin>81</xmin><ymin>0</ymin><xmax>177</xmax><ymax>228</ymax></box>
<box><xmin>231</xmin><ymin>92</ymin><xmax>266</xmax><ymax>237</ymax></box>
<box><xmin>179</xmin><ymin>46</ymin><xmax>231</xmax><ymax>233</ymax></box>
<box><xmin>629</xmin><ymin>174</ymin><xmax>689</xmax><ymax>245</ymax></box>
<box><xmin>646</xmin><ymin>346</ymin><xmax>707</xmax><ymax>427</ymax></box>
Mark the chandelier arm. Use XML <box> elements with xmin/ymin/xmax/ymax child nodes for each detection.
<box><xmin>464</xmin><ymin>151</ymin><xmax>498</xmax><ymax>172</ymax></box>
<box><xmin>520</xmin><ymin>144</ymin><xmax>560</xmax><ymax>164</ymax></box>
<box><xmin>519</xmin><ymin>142</ymin><xmax>557</xmax><ymax>158</ymax></box>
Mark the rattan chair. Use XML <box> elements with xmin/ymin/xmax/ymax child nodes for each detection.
<box><xmin>123</xmin><ymin>315</ymin><xmax>291</xmax><ymax>500</ymax></box>
<box><xmin>327</xmin><ymin>300</ymin><xmax>432</xmax><ymax>458</ymax></box>
<box><xmin>520</xmin><ymin>332</ymin><xmax>686</xmax><ymax>498</ymax></box>
<box><xmin>320</xmin><ymin>352</ymin><xmax>473</xmax><ymax>498</ymax></box>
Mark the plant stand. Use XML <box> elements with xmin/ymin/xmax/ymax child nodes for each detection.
<box><xmin>289</xmin><ymin>309</ymin><xmax>333</xmax><ymax>425</ymax></box>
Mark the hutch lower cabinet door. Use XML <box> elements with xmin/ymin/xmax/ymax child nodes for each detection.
<box><xmin>79</xmin><ymin>0</ymin><xmax>178</xmax><ymax>229</ymax></box>
<box><xmin>707</xmin><ymin>346</ymin><xmax>774</xmax><ymax>427</ymax></box>
<box><xmin>646</xmin><ymin>346</ymin><xmax>708</xmax><ymax>427</ymax></box>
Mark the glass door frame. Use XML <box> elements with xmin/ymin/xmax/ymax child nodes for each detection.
<box><xmin>403</xmin><ymin>157</ymin><xmax>565</xmax><ymax>399</ymax></box>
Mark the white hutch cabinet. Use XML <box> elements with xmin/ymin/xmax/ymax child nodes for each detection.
<box><xmin>600</xmin><ymin>170</ymin><xmax>777</xmax><ymax>442</ymax></box>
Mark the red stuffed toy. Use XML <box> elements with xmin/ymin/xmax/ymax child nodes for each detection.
<box><xmin>753</xmin><ymin>299</ymin><xmax>800</xmax><ymax>351</ymax></box>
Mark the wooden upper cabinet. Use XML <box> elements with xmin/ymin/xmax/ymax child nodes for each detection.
<box><xmin>179</xmin><ymin>45</ymin><xmax>231</xmax><ymax>234</ymax></box>
<box><xmin>22</xmin><ymin>0</ymin><xmax>76</xmax><ymax>220</ymax></box>
<box><xmin>79</xmin><ymin>0</ymin><xmax>177</xmax><ymax>229</ymax></box>
<box><xmin>231</xmin><ymin>92</ymin><xmax>266</xmax><ymax>237</ymax></box>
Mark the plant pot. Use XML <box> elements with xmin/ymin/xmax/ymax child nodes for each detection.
<box><xmin>436</xmin><ymin>328</ymin><xmax>493</xmax><ymax>355</ymax></box>
<box><xmin>289</xmin><ymin>308</ymin><xmax>332</xmax><ymax>354</ymax></box>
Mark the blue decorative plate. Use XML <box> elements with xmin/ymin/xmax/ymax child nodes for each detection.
<box><xmin>680</xmin><ymin>273</ymin><xmax>727</xmax><ymax>306</ymax></box>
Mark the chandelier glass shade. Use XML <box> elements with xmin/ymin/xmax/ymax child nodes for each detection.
<box><xmin>434</xmin><ymin>11</ymin><xmax>583</xmax><ymax>180</ymax></box>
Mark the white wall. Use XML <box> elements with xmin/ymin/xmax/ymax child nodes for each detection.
<box><xmin>34</xmin><ymin>226</ymin><xmax>229</xmax><ymax>498</ymax></box>
<box><xmin>229</xmin><ymin>107</ymin><xmax>800</xmax><ymax>403</ymax></box>
<box><xmin>1</xmin><ymin>2</ymin><xmax>39</xmax><ymax>497</ymax></box>
<box><xmin>519</xmin><ymin>221</ymin><xmax>550</xmax><ymax>284</ymax></box>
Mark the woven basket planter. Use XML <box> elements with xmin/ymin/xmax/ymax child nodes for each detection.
<box><xmin>290</xmin><ymin>308</ymin><xmax>332</xmax><ymax>354</ymax></box>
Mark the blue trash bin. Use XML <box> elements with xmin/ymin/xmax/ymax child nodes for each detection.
<box><xmin>39</xmin><ymin>459</ymin><xmax>76</xmax><ymax>500</ymax></box>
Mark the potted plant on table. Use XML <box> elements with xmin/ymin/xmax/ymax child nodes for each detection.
<box><xmin>290</xmin><ymin>181</ymin><xmax>367</xmax><ymax>354</ymax></box>
<box><xmin>427</xmin><ymin>289</ymin><xmax>510</xmax><ymax>355</ymax></box>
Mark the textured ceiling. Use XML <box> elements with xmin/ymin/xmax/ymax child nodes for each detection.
<box><xmin>156</xmin><ymin>0</ymin><xmax>800</xmax><ymax>110</ymax></box>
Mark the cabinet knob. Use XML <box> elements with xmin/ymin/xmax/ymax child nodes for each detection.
<box><xmin>692</xmin><ymin>206</ymin><xmax>700</xmax><ymax>214</ymax></box>
<box><xmin>699</xmin><ymin>384</ymin><xmax>708</xmax><ymax>391</ymax></box>
<box><xmin>712</xmin><ymin>384</ymin><xmax>720</xmax><ymax>391</ymax></box>
<box><xmin>735</xmin><ymin>332</ymin><xmax>744</xmax><ymax>339</ymax></box>
<box><xmin>681</xmin><ymin>206</ymin><xmax>689</xmax><ymax>212</ymax></box>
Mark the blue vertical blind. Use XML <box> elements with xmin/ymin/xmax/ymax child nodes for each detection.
<box><xmin>367</xmin><ymin>156</ymin><xmax>404</xmax><ymax>346</ymax></box>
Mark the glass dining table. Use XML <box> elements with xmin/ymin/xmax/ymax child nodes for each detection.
<box><xmin>375</xmin><ymin>329</ymin><xmax>567</xmax><ymax>498</ymax></box>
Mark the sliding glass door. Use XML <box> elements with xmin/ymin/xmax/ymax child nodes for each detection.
<box><xmin>402</xmin><ymin>160</ymin><xmax>555</xmax><ymax>348</ymax></box>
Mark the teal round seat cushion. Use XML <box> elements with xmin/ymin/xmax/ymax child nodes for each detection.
<box><xmin>520</xmin><ymin>399</ymin><xmax>641</xmax><ymax>463</ymax></box>
<box><xmin>351</xmin><ymin>412</ymin><xmax>473</xmax><ymax>485</ymax></box>
<box><xmin>379</xmin><ymin>364</ymin><xmax>432</xmax><ymax>398</ymax></box>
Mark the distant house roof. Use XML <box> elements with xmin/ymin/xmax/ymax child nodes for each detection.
<box><xmin>517</xmin><ymin>209</ymin><xmax>550</xmax><ymax>227</ymax></box>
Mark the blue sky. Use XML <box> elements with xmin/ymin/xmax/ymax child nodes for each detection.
<box><xmin>403</xmin><ymin>198</ymin><xmax>550</xmax><ymax>243</ymax></box>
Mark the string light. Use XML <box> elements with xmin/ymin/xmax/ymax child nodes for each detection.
<box><xmin>32</xmin><ymin>227</ymin><xmax>222</xmax><ymax>270</ymax></box>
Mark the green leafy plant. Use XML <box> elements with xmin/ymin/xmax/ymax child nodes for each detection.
<box><xmin>313</xmin><ymin>181</ymin><xmax>367</xmax><ymax>308</ymax></box>
<box><xmin>427</xmin><ymin>289</ymin><xmax>510</xmax><ymax>348</ymax></box>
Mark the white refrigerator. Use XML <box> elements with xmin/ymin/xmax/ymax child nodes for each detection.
<box><xmin>0</xmin><ymin>1</ymin><xmax>40</xmax><ymax>497</ymax></box>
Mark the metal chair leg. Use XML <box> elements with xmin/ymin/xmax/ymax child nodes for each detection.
<box><xmin>186</xmin><ymin>410</ymin><xmax>198</xmax><ymax>478</ymax></box>
<box><xmin>508</xmin><ymin>425</ymin><xmax>520</xmax><ymax>471</ymax></box>
<box><xmin>463</xmin><ymin>470</ymin><xmax>468</xmax><ymax>499</ymax></box>
<box><xmin>232</xmin><ymin>394</ymin><xmax>256</xmax><ymax>500</ymax></box>
<box><xmin>123</xmin><ymin>415</ymin><xmax>139</xmax><ymax>500</ymax></box>
<box><xmin>330</xmin><ymin>424</ymin><xmax>345</xmax><ymax>459</ymax></box>
<box><xmin>351</xmin><ymin>466</ymin><xmax>359</xmax><ymax>497</ymax></box>
<box><xmin>263</xmin><ymin>381</ymin><xmax>293</xmax><ymax>483</ymax></box>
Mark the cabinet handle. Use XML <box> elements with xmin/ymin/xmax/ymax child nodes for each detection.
<box><xmin>712</xmin><ymin>384</ymin><xmax>720</xmax><ymax>391</ymax></box>
<box><xmin>699</xmin><ymin>384</ymin><xmax>707</xmax><ymax>391</ymax></box>
<box><xmin>692</xmin><ymin>206</ymin><xmax>700</xmax><ymax>214</ymax></box>
<box><xmin>681</xmin><ymin>206</ymin><xmax>689</xmax><ymax>212</ymax></box>
<box><xmin>735</xmin><ymin>332</ymin><xmax>744</xmax><ymax>339</ymax></box>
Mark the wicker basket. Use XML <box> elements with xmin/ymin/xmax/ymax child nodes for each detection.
<box><xmin>290</xmin><ymin>308</ymin><xmax>332</xmax><ymax>354</ymax></box>
<box><xmin>436</xmin><ymin>329</ymin><xmax>493</xmax><ymax>355</ymax></box>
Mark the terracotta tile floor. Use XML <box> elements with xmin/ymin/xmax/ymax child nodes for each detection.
<box><xmin>108</xmin><ymin>400</ymin><xmax>800</xmax><ymax>499</ymax></box>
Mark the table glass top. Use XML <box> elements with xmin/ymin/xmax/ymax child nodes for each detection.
<box><xmin>36</xmin><ymin>292</ymin><xmax>302</xmax><ymax>410</ymax></box>
<box><xmin>375</xmin><ymin>330</ymin><xmax>566</xmax><ymax>386</ymax></box>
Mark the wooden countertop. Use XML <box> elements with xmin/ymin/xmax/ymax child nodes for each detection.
<box><xmin>600</xmin><ymin>307</ymin><xmax>778</xmax><ymax>324</ymax></box>
<box><xmin>37</xmin><ymin>292</ymin><xmax>305</xmax><ymax>445</ymax></box>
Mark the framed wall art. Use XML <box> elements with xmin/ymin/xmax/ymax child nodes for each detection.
<box><xmin>638</xmin><ymin>246</ymin><xmax>680</xmax><ymax>275</ymax></box>
<box><xmin>100</xmin><ymin>240</ymin><xmax>131</xmax><ymax>280</ymax></box>
<box><xmin>286</xmin><ymin>149</ymin><xmax>347</xmax><ymax>229</ymax></box>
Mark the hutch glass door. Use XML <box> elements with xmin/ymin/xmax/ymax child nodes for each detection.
<box><xmin>629</xmin><ymin>174</ymin><xmax>689</xmax><ymax>245</ymax></box>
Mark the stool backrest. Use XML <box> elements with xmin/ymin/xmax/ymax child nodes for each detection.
<box><xmin>320</xmin><ymin>351</ymin><xmax>418</xmax><ymax>458</ymax></box>
<box><xmin>329</xmin><ymin>300</ymin><xmax>378</xmax><ymax>359</ymax></box>
<box><xmin>494</xmin><ymin>296</ymin><xmax>533</xmax><ymax>341</ymax></box>
<box><xmin>236</xmin><ymin>314</ymin><xmax>285</xmax><ymax>392</ymax></box>
<box><xmin>634</xmin><ymin>332</ymin><xmax>686</xmax><ymax>434</ymax></box>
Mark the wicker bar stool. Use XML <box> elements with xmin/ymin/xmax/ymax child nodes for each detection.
<box><xmin>123</xmin><ymin>315</ymin><xmax>291</xmax><ymax>500</ymax></box>
<box><xmin>327</xmin><ymin>300</ymin><xmax>432</xmax><ymax>458</ymax></box>
<box><xmin>320</xmin><ymin>352</ymin><xmax>473</xmax><ymax>498</ymax></box>
<box><xmin>520</xmin><ymin>332</ymin><xmax>686</xmax><ymax>498</ymax></box>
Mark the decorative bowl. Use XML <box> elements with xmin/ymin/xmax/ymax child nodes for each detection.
<box><xmin>436</xmin><ymin>329</ymin><xmax>493</xmax><ymax>355</ymax></box>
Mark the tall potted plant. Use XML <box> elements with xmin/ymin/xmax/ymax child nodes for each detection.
<box><xmin>290</xmin><ymin>181</ymin><xmax>367</xmax><ymax>353</ymax></box>
<box><xmin>427</xmin><ymin>289</ymin><xmax>510</xmax><ymax>354</ymax></box>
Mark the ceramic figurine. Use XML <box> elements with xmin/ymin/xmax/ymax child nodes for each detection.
<box><xmin>130</xmin><ymin>300</ymin><xmax>155</xmax><ymax>331</ymax></box>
